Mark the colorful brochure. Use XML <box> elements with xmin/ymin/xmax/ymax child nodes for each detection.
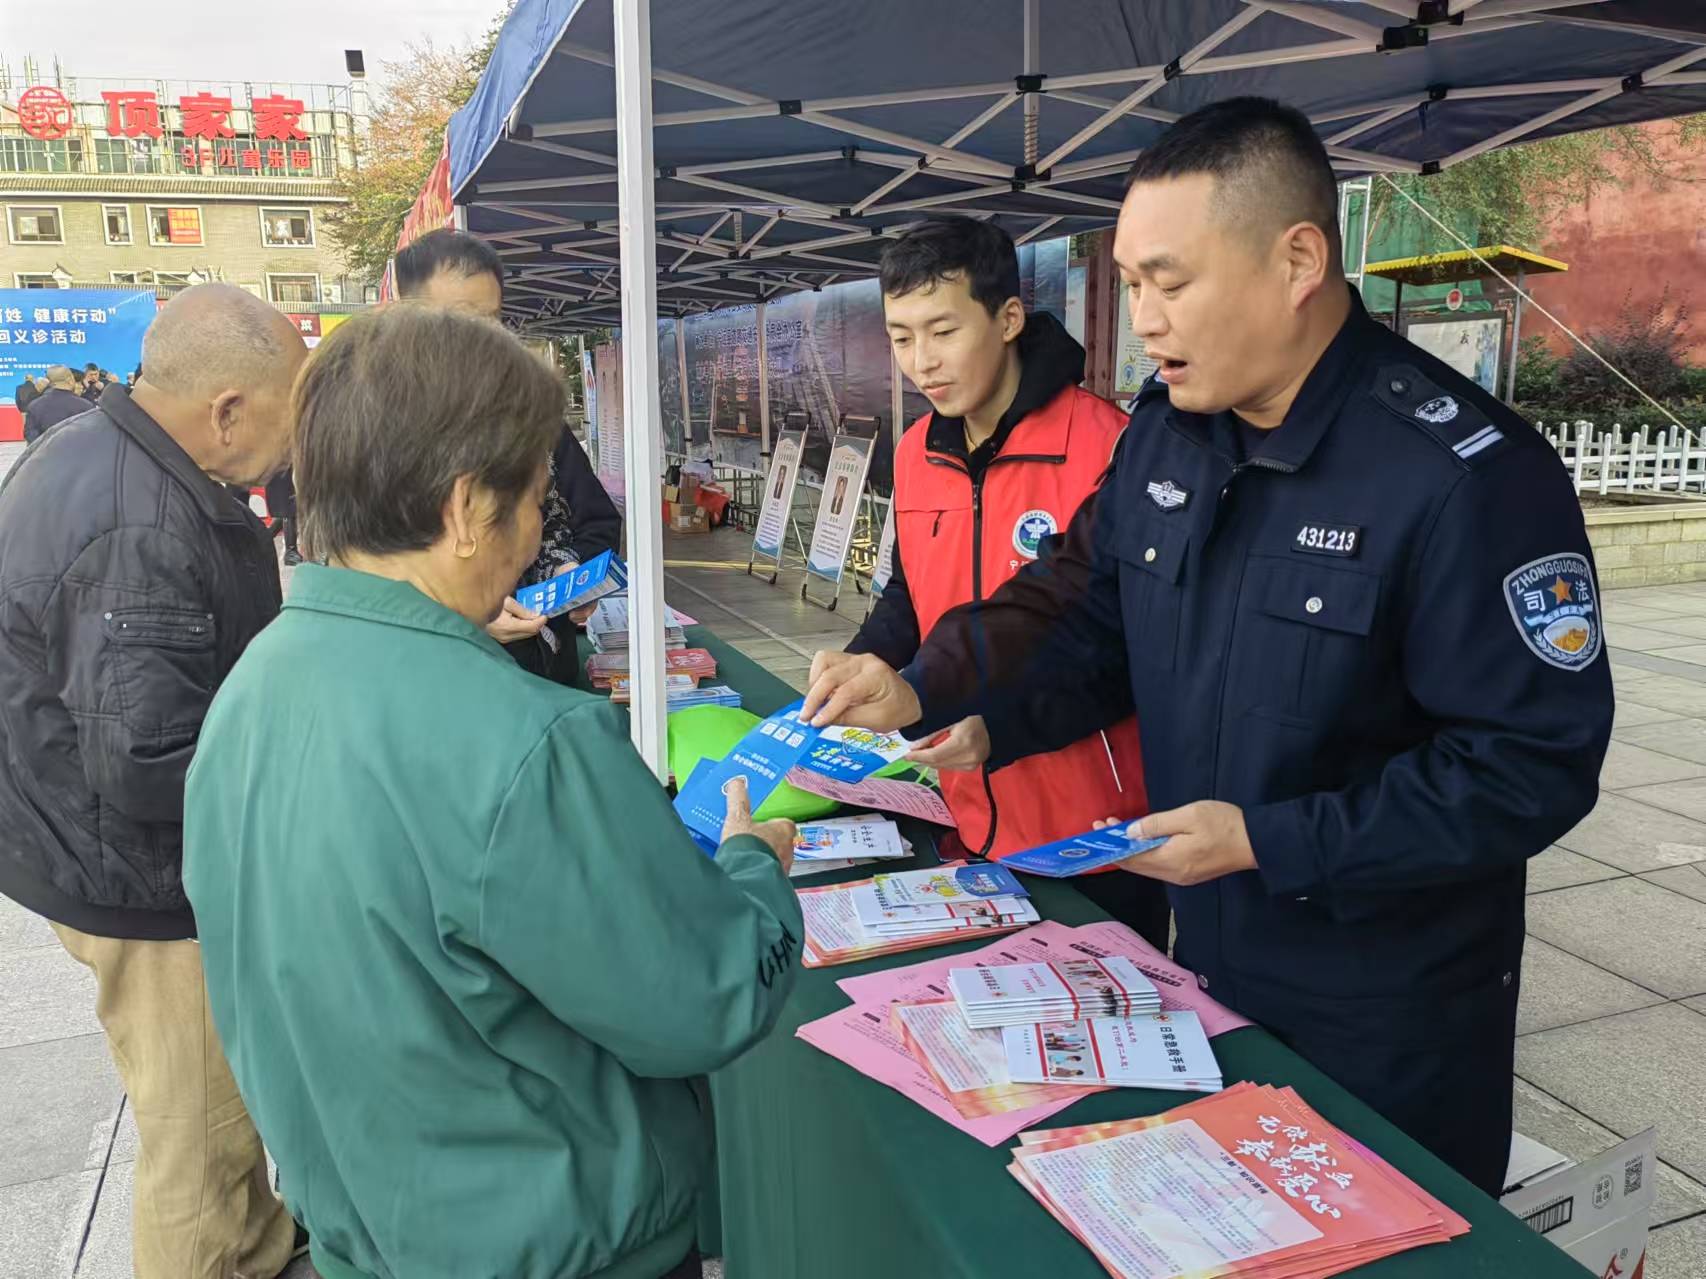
<box><xmin>1002</xmin><ymin>1011</ymin><xmax>1221</xmax><ymax>1091</ymax></box>
<box><xmin>514</xmin><ymin>549</ymin><xmax>627</xmax><ymax>618</ymax></box>
<box><xmin>1002</xmin><ymin>826</ymin><xmax>1169</xmax><ymax>877</ymax></box>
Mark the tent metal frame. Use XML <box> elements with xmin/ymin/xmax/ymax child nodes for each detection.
<box><xmin>463</xmin><ymin>0</ymin><xmax>1706</xmax><ymax>774</ymax></box>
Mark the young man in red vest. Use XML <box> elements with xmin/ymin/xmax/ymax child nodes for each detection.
<box><xmin>849</xmin><ymin>216</ymin><xmax>1167</xmax><ymax>948</ymax></box>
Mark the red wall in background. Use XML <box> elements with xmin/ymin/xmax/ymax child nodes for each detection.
<box><xmin>1527</xmin><ymin>125</ymin><xmax>1706</xmax><ymax>365</ymax></box>
<box><xmin>0</xmin><ymin>406</ymin><xmax>21</xmax><ymax>444</ymax></box>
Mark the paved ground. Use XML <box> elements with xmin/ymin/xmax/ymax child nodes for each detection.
<box><xmin>4</xmin><ymin>517</ymin><xmax>1706</xmax><ymax>1276</ymax></box>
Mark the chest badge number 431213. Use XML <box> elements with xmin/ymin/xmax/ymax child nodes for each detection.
<box><xmin>1293</xmin><ymin>523</ymin><xmax>1361</xmax><ymax>558</ymax></box>
<box><xmin>1504</xmin><ymin>553</ymin><xmax>1603</xmax><ymax>672</ymax></box>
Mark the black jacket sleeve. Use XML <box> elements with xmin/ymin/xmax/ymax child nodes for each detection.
<box><xmin>846</xmin><ymin>544</ymin><xmax>923</xmax><ymax>670</ymax></box>
<box><xmin>554</xmin><ymin>430</ymin><xmax>623</xmax><ymax>562</ymax></box>
<box><xmin>902</xmin><ymin>481</ymin><xmax>1132</xmax><ymax>751</ymax></box>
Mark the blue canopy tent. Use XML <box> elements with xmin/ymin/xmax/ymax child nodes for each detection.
<box><xmin>442</xmin><ymin>0</ymin><xmax>1706</xmax><ymax>774</ymax></box>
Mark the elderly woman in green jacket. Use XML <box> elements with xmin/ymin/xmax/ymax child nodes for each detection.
<box><xmin>183</xmin><ymin>305</ymin><xmax>802</xmax><ymax>1279</ymax></box>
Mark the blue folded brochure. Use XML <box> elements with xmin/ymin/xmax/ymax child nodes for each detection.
<box><xmin>515</xmin><ymin>549</ymin><xmax>628</xmax><ymax>619</ymax></box>
<box><xmin>1001</xmin><ymin>827</ymin><xmax>1169</xmax><ymax>877</ymax></box>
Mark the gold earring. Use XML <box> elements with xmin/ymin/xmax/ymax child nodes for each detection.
<box><xmin>454</xmin><ymin>537</ymin><xmax>478</xmax><ymax>560</ymax></box>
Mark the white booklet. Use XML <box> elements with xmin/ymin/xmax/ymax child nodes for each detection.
<box><xmin>794</xmin><ymin>814</ymin><xmax>909</xmax><ymax>862</ymax></box>
<box><xmin>852</xmin><ymin>884</ymin><xmax>1037</xmax><ymax>934</ymax></box>
<box><xmin>1003</xmin><ymin>1011</ymin><xmax>1221</xmax><ymax>1090</ymax></box>
<box><xmin>950</xmin><ymin>956</ymin><xmax>1161</xmax><ymax>1028</ymax></box>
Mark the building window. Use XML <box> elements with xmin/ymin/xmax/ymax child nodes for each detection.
<box><xmin>111</xmin><ymin>270</ymin><xmax>146</xmax><ymax>285</ymax></box>
<box><xmin>267</xmin><ymin>274</ymin><xmax>320</xmax><ymax>306</ymax></box>
<box><xmin>104</xmin><ymin>205</ymin><xmax>133</xmax><ymax>246</ymax></box>
<box><xmin>147</xmin><ymin>205</ymin><xmax>203</xmax><ymax>246</ymax></box>
<box><xmin>14</xmin><ymin>273</ymin><xmax>63</xmax><ymax>289</ymax></box>
<box><xmin>260</xmin><ymin>206</ymin><xmax>314</xmax><ymax>248</ymax></box>
<box><xmin>94</xmin><ymin>136</ymin><xmax>158</xmax><ymax>174</ymax></box>
<box><xmin>0</xmin><ymin>137</ymin><xmax>83</xmax><ymax>173</ymax></box>
<box><xmin>154</xmin><ymin>272</ymin><xmax>194</xmax><ymax>298</ymax></box>
<box><xmin>7</xmin><ymin>205</ymin><xmax>64</xmax><ymax>244</ymax></box>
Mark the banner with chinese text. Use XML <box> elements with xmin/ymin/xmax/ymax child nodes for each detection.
<box><xmin>0</xmin><ymin>290</ymin><xmax>155</xmax><ymax>442</ymax></box>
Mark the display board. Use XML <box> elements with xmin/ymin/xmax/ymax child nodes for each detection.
<box><xmin>0</xmin><ymin>289</ymin><xmax>155</xmax><ymax>442</ymax></box>
<box><xmin>1403</xmin><ymin>314</ymin><xmax>1506</xmax><ymax>396</ymax></box>
<box><xmin>803</xmin><ymin>432</ymin><xmax>876</xmax><ymax>609</ymax></box>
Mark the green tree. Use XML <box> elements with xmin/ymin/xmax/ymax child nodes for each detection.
<box><xmin>324</xmin><ymin>8</ymin><xmax>511</xmax><ymax>280</ymax></box>
<box><xmin>1368</xmin><ymin>115</ymin><xmax>1706</xmax><ymax>255</ymax></box>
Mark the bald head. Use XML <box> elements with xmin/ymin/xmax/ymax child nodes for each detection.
<box><xmin>132</xmin><ymin>284</ymin><xmax>307</xmax><ymax>487</ymax></box>
<box><xmin>140</xmin><ymin>283</ymin><xmax>304</xmax><ymax>400</ymax></box>
<box><xmin>45</xmin><ymin>365</ymin><xmax>76</xmax><ymax>390</ymax></box>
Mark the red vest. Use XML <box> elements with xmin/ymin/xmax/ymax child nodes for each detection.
<box><xmin>894</xmin><ymin>385</ymin><xmax>1148</xmax><ymax>860</ymax></box>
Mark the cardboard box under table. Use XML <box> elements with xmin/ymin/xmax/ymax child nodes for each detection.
<box><xmin>668</xmin><ymin>627</ymin><xmax>1586</xmax><ymax>1278</ymax></box>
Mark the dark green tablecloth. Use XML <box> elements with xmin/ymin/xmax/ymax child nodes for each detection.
<box><xmin>681</xmin><ymin>627</ymin><xmax>1581</xmax><ymax>1278</ymax></box>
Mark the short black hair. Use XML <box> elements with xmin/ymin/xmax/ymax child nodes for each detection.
<box><xmin>878</xmin><ymin>216</ymin><xmax>1020</xmax><ymax>315</ymax></box>
<box><xmin>84</xmin><ymin>362</ymin><xmax>99</xmax><ymax>372</ymax></box>
<box><xmin>293</xmin><ymin>305</ymin><xmax>561</xmax><ymax>559</ymax></box>
<box><xmin>1126</xmin><ymin>97</ymin><xmax>1341</xmax><ymax>263</ymax></box>
<box><xmin>394</xmin><ymin>229</ymin><xmax>505</xmax><ymax>301</ymax></box>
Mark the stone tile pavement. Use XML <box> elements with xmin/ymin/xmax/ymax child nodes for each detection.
<box><xmin>4</xmin><ymin>523</ymin><xmax>1705</xmax><ymax>1275</ymax></box>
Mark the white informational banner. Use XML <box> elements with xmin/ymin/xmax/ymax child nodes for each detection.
<box><xmin>582</xmin><ymin>345</ymin><xmax>598</xmax><ymax>458</ymax></box>
<box><xmin>595</xmin><ymin>340</ymin><xmax>625</xmax><ymax>493</ymax></box>
<box><xmin>805</xmin><ymin>433</ymin><xmax>875</xmax><ymax>591</ymax></box>
<box><xmin>1114</xmin><ymin>283</ymin><xmax>1157</xmax><ymax>397</ymax></box>
<box><xmin>870</xmin><ymin>500</ymin><xmax>897</xmax><ymax>598</ymax></box>
<box><xmin>753</xmin><ymin>428</ymin><xmax>806</xmax><ymax>560</ymax></box>
<box><xmin>1404</xmin><ymin>315</ymin><xmax>1505</xmax><ymax>396</ymax></box>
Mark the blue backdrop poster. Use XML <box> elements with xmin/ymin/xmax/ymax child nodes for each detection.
<box><xmin>0</xmin><ymin>288</ymin><xmax>156</xmax><ymax>402</ymax></box>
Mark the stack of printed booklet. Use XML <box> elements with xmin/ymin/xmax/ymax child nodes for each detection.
<box><xmin>1008</xmin><ymin>1083</ymin><xmax>1470</xmax><ymax>1278</ymax></box>
<box><xmin>797</xmin><ymin>863</ymin><xmax>1039</xmax><ymax>966</ymax></box>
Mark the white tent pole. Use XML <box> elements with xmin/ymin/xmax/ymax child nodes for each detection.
<box><xmin>613</xmin><ymin>0</ymin><xmax>670</xmax><ymax>780</ymax></box>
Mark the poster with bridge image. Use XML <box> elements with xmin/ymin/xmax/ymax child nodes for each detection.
<box><xmin>804</xmin><ymin>434</ymin><xmax>875</xmax><ymax>588</ymax></box>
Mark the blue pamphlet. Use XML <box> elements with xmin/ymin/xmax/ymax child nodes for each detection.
<box><xmin>1001</xmin><ymin>827</ymin><xmax>1169</xmax><ymax>877</ymax></box>
<box><xmin>672</xmin><ymin>700</ymin><xmax>911</xmax><ymax>850</ymax></box>
<box><xmin>515</xmin><ymin>549</ymin><xmax>627</xmax><ymax>619</ymax></box>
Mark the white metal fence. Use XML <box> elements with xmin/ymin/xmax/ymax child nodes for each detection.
<box><xmin>1540</xmin><ymin>421</ymin><xmax>1706</xmax><ymax>496</ymax></box>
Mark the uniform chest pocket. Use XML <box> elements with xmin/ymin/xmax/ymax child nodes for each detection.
<box><xmin>1244</xmin><ymin>557</ymin><xmax>1381</xmax><ymax>724</ymax></box>
<box><xmin>1115</xmin><ymin>511</ymin><xmax>1188</xmax><ymax>671</ymax></box>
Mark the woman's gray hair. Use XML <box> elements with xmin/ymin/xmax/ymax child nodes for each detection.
<box><xmin>292</xmin><ymin>304</ymin><xmax>563</xmax><ymax>559</ymax></box>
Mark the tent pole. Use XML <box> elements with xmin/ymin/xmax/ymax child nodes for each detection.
<box><xmin>1505</xmin><ymin>266</ymin><xmax>1526</xmax><ymax>405</ymax></box>
<box><xmin>614</xmin><ymin>0</ymin><xmax>669</xmax><ymax>780</ymax></box>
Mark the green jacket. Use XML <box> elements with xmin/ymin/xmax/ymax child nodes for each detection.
<box><xmin>183</xmin><ymin>565</ymin><xmax>802</xmax><ymax>1279</ymax></box>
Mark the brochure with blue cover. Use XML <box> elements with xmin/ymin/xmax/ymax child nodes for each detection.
<box><xmin>515</xmin><ymin>549</ymin><xmax>628</xmax><ymax>619</ymax></box>
<box><xmin>672</xmin><ymin>701</ymin><xmax>911</xmax><ymax>849</ymax></box>
<box><xmin>1001</xmin><ymin>826</ymin><xmax>1169</xmax><ymax>877</ymax></box>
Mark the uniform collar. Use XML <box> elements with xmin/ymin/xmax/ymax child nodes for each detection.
<box><xmin>283</xmin><ymin>562</ymin><xmax>512</xmax><ymax>659</ymax></box>
<box><xmin>100</xmin><ymin>386</ymin><xmax>255</xmax><ymax>526</ymax></box>
<box><xmin>1169</xmin><ymin>287</ymin><xmax>1379</xmax><ymax>473</ymax></box>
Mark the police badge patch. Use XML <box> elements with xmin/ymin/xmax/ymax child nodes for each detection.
<box><xmin>1012</xmin><ymin>509</ymin><xmax>1057</xmax><ymax>559</ymax></box>
<box><xmin>1416</xmin><ymin>396</ymin><xmax>1459</xmax><ymax>424</ymax></box>
<box><xmin>1146</xmin><ymin>480</ymin><xmax>1189</xmax><ymax>511</ymax></box>
<box><xmin>1504</xmin><ymin>553</ymin><xmax>1603</xmax><ymax>671</ymax></box>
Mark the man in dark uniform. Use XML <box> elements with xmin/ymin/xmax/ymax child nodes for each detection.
<box><xmin>802</xmin><ymin>97</ymin><xmax>1612</xmax><ymax>1195</ymax></box>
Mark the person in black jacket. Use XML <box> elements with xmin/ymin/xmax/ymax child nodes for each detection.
<box><xmin>13</xmin><ymin>375</ymin><xmax>40</xmax><ymax>414</ymax></box>
<box><xmin>0</xmin><ymin>284</ymin><xmax>306</xmax><ymax>1279</ymax></box>
<box><xmin>22</xmin><ymin>365</ymin><xmax>93</xmax><ymax>443</ymax></box>
<box><xmin>395</xmin><ymin>228</ymin><xmax>623</xmax><ymax>684</ymax></box>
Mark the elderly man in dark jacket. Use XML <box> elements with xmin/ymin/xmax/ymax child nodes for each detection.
<box><xmin>0</xmin><ymin>284</ymin><xmax>306</xmax><ymax>1279</ymax></box>
<box><xmin>21</xmin><ymin>365</ymin><xmax>91</xmax><ymax>443</ymax></box>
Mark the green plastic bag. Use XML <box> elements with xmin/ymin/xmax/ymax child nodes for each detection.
<box><xmin>667</xmin><ymin>704</ymin><xmax>916</xmax><ymax>823</ymax></box>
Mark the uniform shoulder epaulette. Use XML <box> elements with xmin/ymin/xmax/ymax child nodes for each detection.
<box><xmin>1370</xmin><ymin>361</ymin><xmax>1509</xmax><ymax>468</ymax></box>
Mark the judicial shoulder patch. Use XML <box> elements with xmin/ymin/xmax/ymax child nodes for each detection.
<box><xmin>1504</xmin><ymin>553</ymin><xmax>1602</xmax><ymax>671</ymax></box>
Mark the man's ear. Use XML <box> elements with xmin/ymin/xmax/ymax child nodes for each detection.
<box><xmin>211</xmin><ymin>389</ymin><xmax>243</xmax><ymax>446</ymax></box>
<box><xmin>1283</xmin><ymin>221</ymin><xmax>1334</xmax><ymax>311</ymax></box>
<box><xmin>1000</xmin><ymin>296</ymin><xmax>1026</xmax><ymax>344</ymax></box>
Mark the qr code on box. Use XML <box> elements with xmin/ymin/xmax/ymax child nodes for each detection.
<box><xmin>1625</xmin><ymin>1156</ymin><xmax>1644</xmax><ymax>1196</ymax></box>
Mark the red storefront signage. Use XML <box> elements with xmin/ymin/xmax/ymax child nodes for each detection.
<box><xmin>17</xmin><ymin>86</ymin><xmax>316</xmax><ymax>145</ymax></box>
<box><xmin>17</xmin><ymin>85</ymin><xmax>75</xmax><ymax>140</ymax></box>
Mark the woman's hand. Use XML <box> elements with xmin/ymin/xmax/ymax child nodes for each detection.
<box><xmin>486</xmin><ymin>596</ymin><xmax>548</xmax><ymax>644</ymax></box>
<box><xmin>720</xmin><ymin>775</ymin><xmax>797</xmax><ymax>874</ymax></box>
